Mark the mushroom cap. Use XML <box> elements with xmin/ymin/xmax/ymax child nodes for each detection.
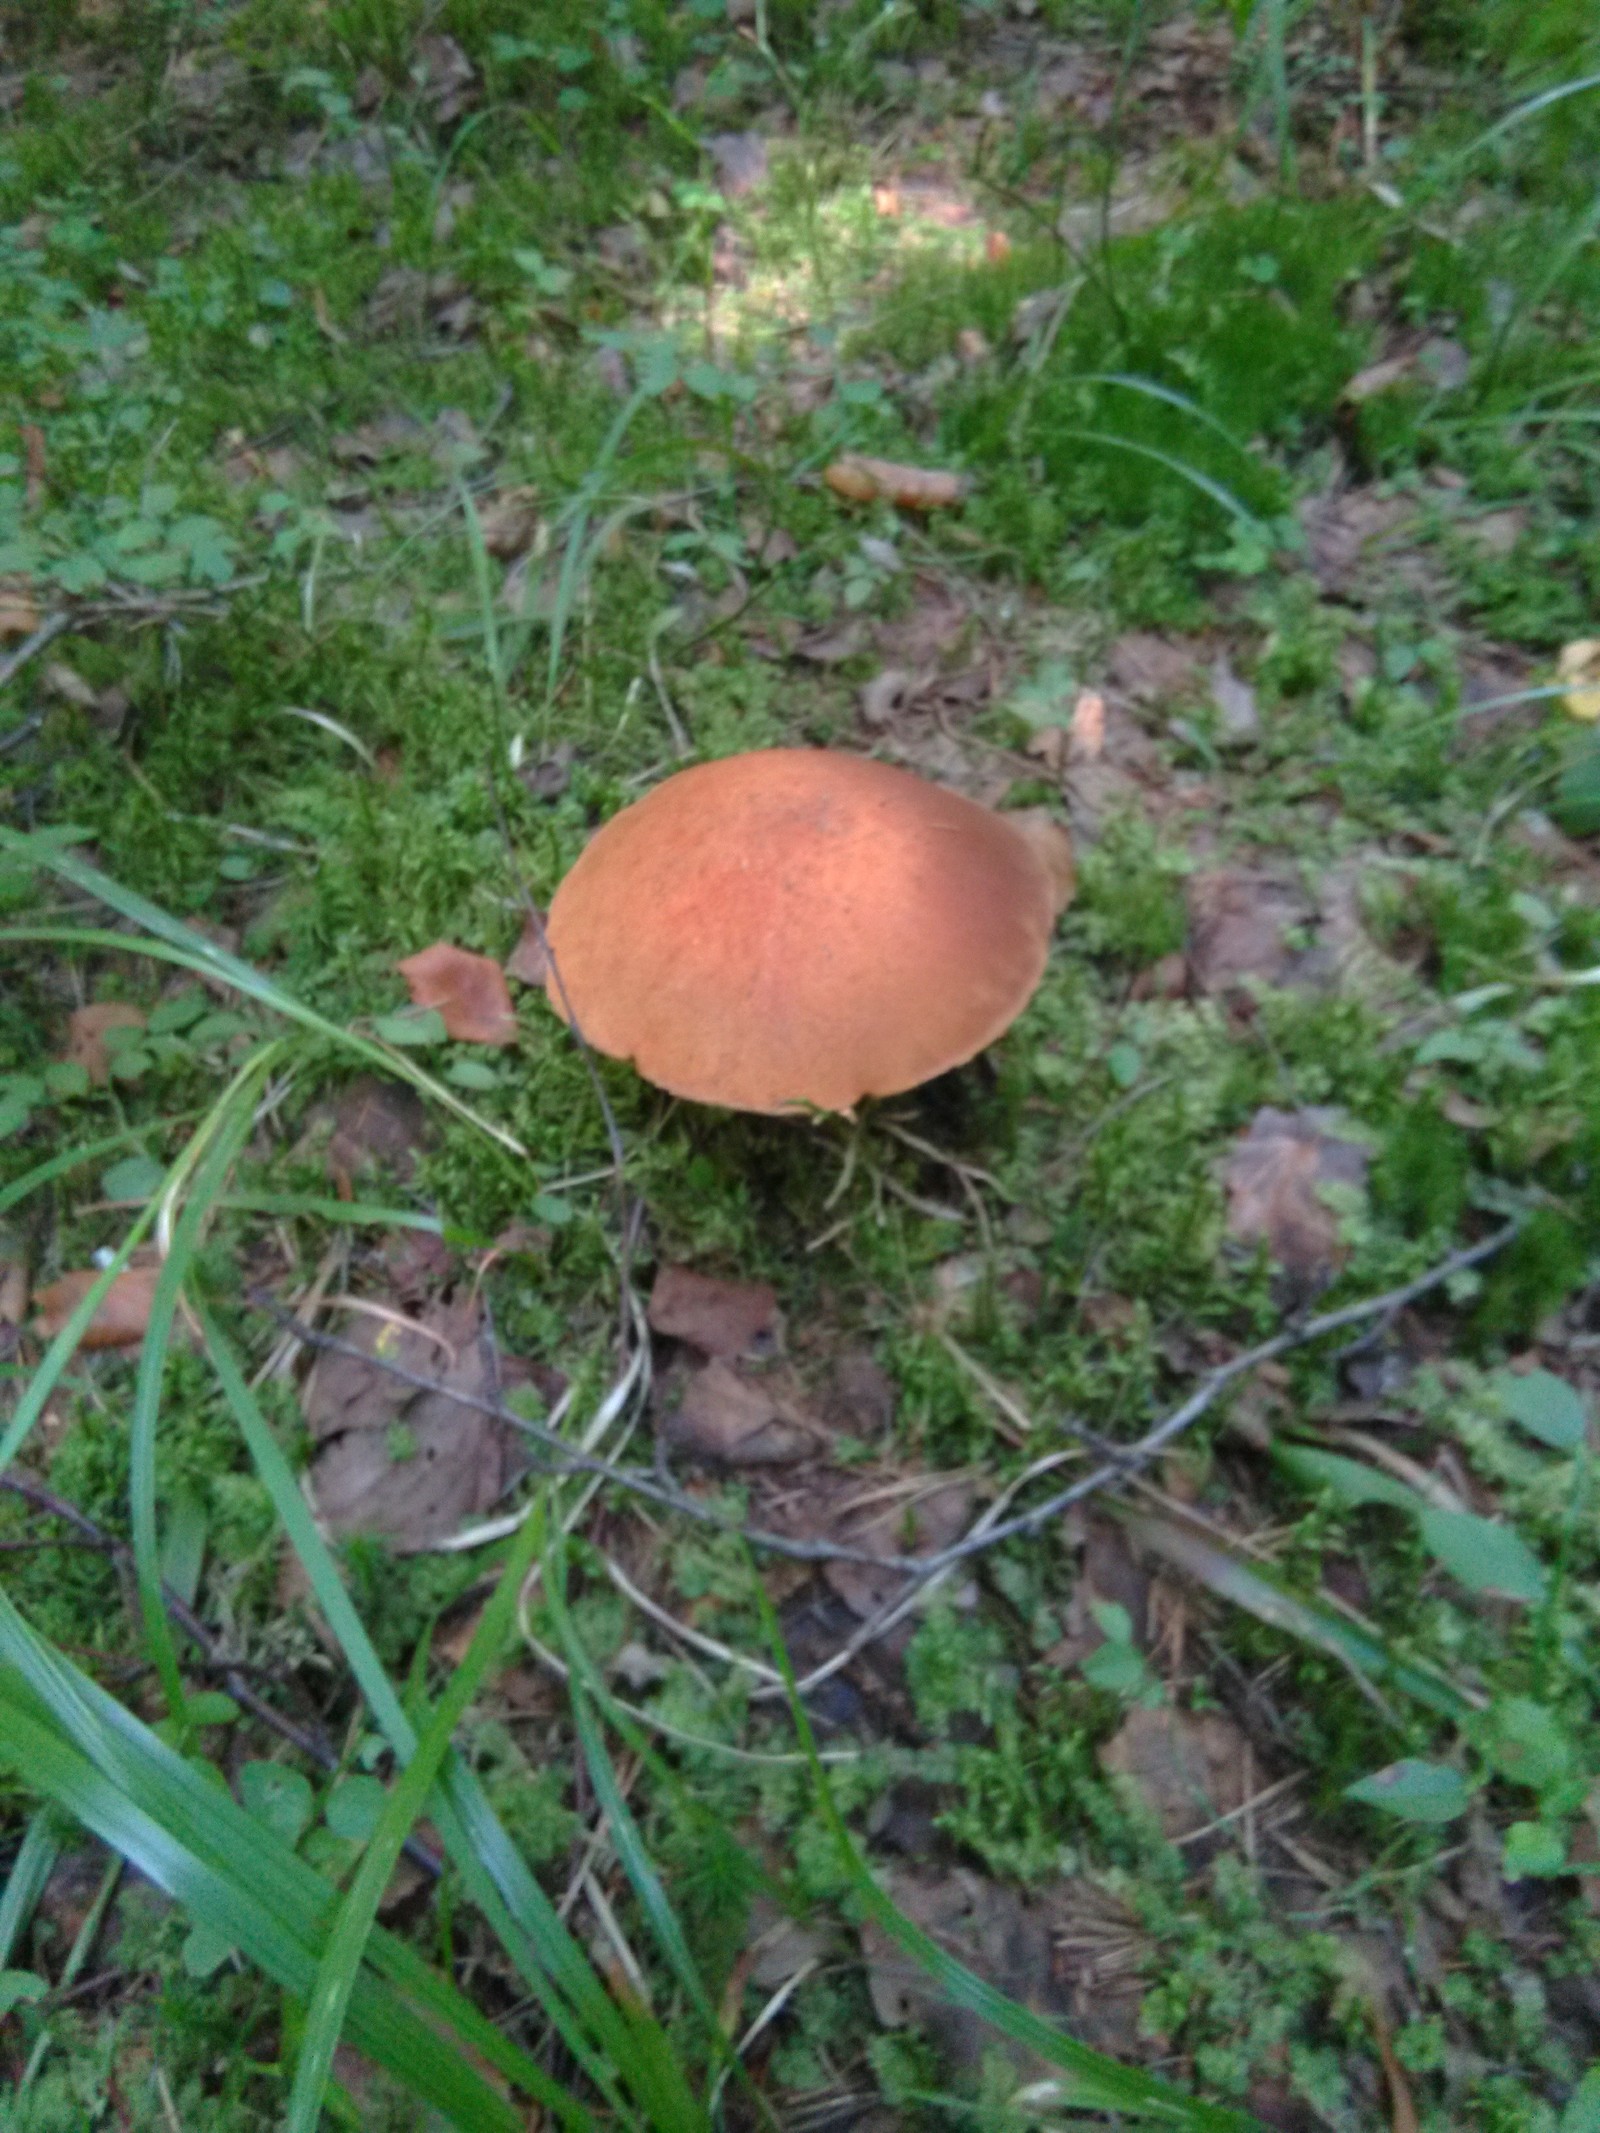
<box><xmin>544</xmin><ymin>749</ymin><xmax>1070</xmax><ymax>1115</ymax></box>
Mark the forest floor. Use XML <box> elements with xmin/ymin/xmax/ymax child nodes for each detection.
<box><xmin>3</xmin><ymin>3</ymin><xmax>1600</xmax><ymax>2130</ymax></box>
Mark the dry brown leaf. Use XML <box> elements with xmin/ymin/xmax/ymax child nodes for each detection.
<box><xmin>1296</xmin><ymin>486</ymin><xmax>1414</xmax><ymax>599</ymax></box>
<box><xmin>302</xmin><ymin>1296</ymin><xmax>552</xmax><ymax>1551</ymax></box>
<box><xmin>64</xmin><ymin>1002</ymin><xmax>146</xmax><ymax>1087</ymax></box>
<box><xmin>311</xmin><ymin>1073</ymin><xmax>433</xmax><ymax>1187</ymax></box>
<box><xmin>42</xmin><ymin>662</ymin><xmax>98</xmax><ymax>710</ymax></box>
<box><xmin>823</xmin><ymin>455</ymin><xmax>967</xmax><ymax>512</ymax></box>
<box><xmin>1209</xmin><ymin>657</ymin><xmax>1259</xmax><ymax>744</ymax></box>
<box><xmin>1105</xmin><ymin>631</ymin><xmax>1203</xmax><ymax>705</ymax></box>
<box><xmin>1068</xmin><ymin>688</ymin><xmax>1106</xmax><ymax>761</ymax></box>
<box><xmin>1025</xmin><ymin>724</ymin><xmax>1067</xmax><ymax>774</ymax></box>
<box><xmin>1224</xmin><ymin>1105</ymin><xmax>1370</xmax><ymax>1293</ymax></box>
<box><xmin>34</xmin><ymin>1266</ymin><xmax>160</xmax><ymax>1350</ymax></box>
<box><xmin>0</xmin><ymin>578</ymin><xmax>41</xmax><ymax>640</ymax></box>
<box><xmin>1098</xmin><ymin>1703</ymin><xmax>1255</xmax><ymax>1841</ymax></box>
<box><xmin>661</xmin><ymin>1359</ymin><xmax>815</xmax><ymax>1465</ymax></box>
<box><xmin>1186</xmin><ymin>870</ymin><xmax>1312</xmax><ymax>999</ymax></box>
<box><xmin>705</xmin><ymin>131</ymin><xmax>768</xmax><ymax>198</ymax></box>
<box><xmin>648</xmin><ymin>1265</ymin><xmax>779</xmax><ymax>1359</ymax></box>
<box><xmin>395</xmin><ymin>942</ymin><xmax>517</xmax><ymax>1046</ymax></box>
<box><xmin>504</xmin><ymin>910</ymin><xmax>551</xmax><ymax>987</ymax></box>
<box><xmin>860</xmin><ymin>1866</ymin><xmax>1145</xmax><ymax>2070</ymax></box>
<box><xmin>476</xmin><ymin>486</ymin><xmax>541</xmax><ymax>561</ymax></box>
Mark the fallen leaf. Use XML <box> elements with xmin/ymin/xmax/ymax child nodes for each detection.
<box><xmin>64</xmin><ymin>1002</ymin><xmax>146</xmax><ymax>1087</ymax></box>
<box><xmin>1186</xmin><ymin>870</ymin><xmax>1312</xmax><ymax>998</ymax></box>
<box><xmin>1209</xmin><ymin>657</ymin><xmax>1260</xmax><ymax>744</ymax></box>
<box><xmin>1342</xmin><ymin>353</ymin><xmax>1417</xmax><ymax>404</ymax></box>
<box><xmin>34</xmin><ymin>1266</ymin><xmax>160</xmax><ymax>1350</ymax></box>
<box><xmin>1296</xmin><ymin>486</ymin><xmax>1414</xmax><ymax>599</ymax></box>
<box><xmin>0</xmin><ymin>578</ymin><xmax>41</xmax><ymax>640</ymax></box>
<box><xmin>1224</xmin><ymin>1105</ymin><xmax>1370</xmax><ymax>1294</ymax></box>
<box><xmin>1025</xmin><ymin>724</ymin><xmax>1067</xmax><ymax>774</ymax></box>
<box><xmin>412</xmin><ymin>32</ymin><xmax>475</xmax><ymax>123</ymax></box>
<box><xmin>860</xmin><ymin>666</ymin><xmax>913</xmax><ymax>727</ymax></box>
<box><xmin>311</xmin><ymin>1074</ymin><xmax>433</xmax><ymax>1187</ymax></box>
<box><xmin>395</xmin><ymin>943</ymin><xmax>517</xmax><ymax>1046</ymax></box>
<box><xmin>860</xmin><ymin>1867</ymin><xmax>1146</xmax><ymax>2070</ymax></box>
<box><xmin>648</xmin><ymin>1265</ymin><xmax>779</xmax><ymax>1359</ymax></box>
<box><xmin>41</xmin><ymin>662</ymin><xmax>98</xmax><ymax>710</ymax></box>
<box><xmin>303</xmin><ymin>1296</ymin><xmax>550</xmax><ymax>1551</ymax></box>
<box><xmin>661</xmin><ymin>1359</ymin><xmax>816</xmax><ymax>1465</ymax></box>
<box><xmin>475</xmin><ymin>486</ymin><xmax>541</xmax><ymax>561</ymax></box>
<box><xmin>1068</xmin><ymin>688</ymin><xmax>1106</xmax><ymax>761</ymax></box>
<box><xmin>1458</xmin><ymin>507</ymin><xmax>1527</xmax><ymax>559</ymax></box>
<box><xmin>823</xmin><ymin>456</ymin><xmax>967</xmax><ymax>512</ymax></box>
<box><xmin>1105</xmin><ymin>631</ymin><xmax>1202</xmax><ymax>705</ymax></box>
<box><xmin>792</xmin><ymin>619</ymin><xmax>867</xmax><ymax>665</ymax></box>
<box><xmin>1558</xmin><ymin>640</ymin><xmax>1600</xmax><ymax>723</ymax></box>
<box><xmin>705</xmin><ymin>130</ymin><xmax>768</xmax><ymax>197</ymax></box>
<box><xmin>1098</xmin><ymin>1703</ymin><xmax>1256</xmax><ymax>1842</ymax></box>
<box><xmin>516</xmin><ymin>743</ymin><xmax>574</xmax><ymax>801</ymax></box>
<box><xmin>504</xmin><ymin>910</ymin><xmax>551</xmax><ymax>987</ymax></box>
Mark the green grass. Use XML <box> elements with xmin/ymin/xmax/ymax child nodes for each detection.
<box><xmin>4</xmin><ymin>1</ymin><xmax>1600</xmax><ymax>2127</ymax></box>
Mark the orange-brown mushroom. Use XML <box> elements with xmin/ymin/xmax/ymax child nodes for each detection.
<box><xmin>543</xmin><ymin>749</ymin><xmax>1073</xmax><ymax>1115</ymax></box>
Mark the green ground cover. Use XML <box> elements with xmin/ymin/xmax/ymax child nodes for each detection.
<box><xmin>3</xmin><ymin>1</ymin><xmax>1600</xmax><ymax>2127</ymax></box>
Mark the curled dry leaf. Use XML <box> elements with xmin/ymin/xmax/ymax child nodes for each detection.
<box><xmin>303</xmin><ymin>1296</ymin><xmax>557</xmax><ymax>1551</ymax></box>
<box><xmin>648</xmin><ymin>1263</ymin><xmax>779</xmax><ymax>1359</ymax></box>
<box><xmin>395</xmin><ymin>942</ymin><xmax>517</xmax><ymax>1046</ymax></box>
<box><xmin>34</xmin><ymin>1266</ymin><xmax>161</xmax><ymax>1351</ymax></box>
<box><xmin>823</xmin><ymin>455</ymin><xmax>967</xmax><ymax>512</ymax></box>
<box><xmin>1558</xmin><ymin>639</ymin><xmax>1600</xmax><ymax>723</ymax></box>
<box><xmin>1224</xmin><ymin>1105</ymin><xmax>1370</xmax><ymax>1295</ymax></box>
<box><xmin>503</xmin><ymin>910</ymin><xmax>551</xmax><ymax>988</ymax></box>
<box><xmin>661</xmin><ymin>1357</ymin><xmax>816</xmax><ymax>1466</ymax></box>
<box><xmin>64</xmin><ymin>1002</ymin><xmax>146</xmax><ymax>1087</ymax></box>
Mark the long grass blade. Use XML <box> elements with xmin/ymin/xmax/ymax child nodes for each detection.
<box><xmin>1068</xmin><ymin>373</ymin><xmax>1255</xmax><ymax>458</ymax></box>
<box><xmin>1054</xmin><ymin>427</ymin><xmax>1264</xmax><ymax>527</ymax></box>
<box><xmin>198</xmin><ymin>1305</ymin><xmax>659</xmax><ymax>2122</ymax></box>
<box><xmin>0</xmin><ymin>1116</ymin><xmax>203</xmax><ymax>1216</ymax></box>
<box><xmin>0</xmin><ymin>1198</ymin><xmax>157</xmax><ymax>1480</ymax></box>
<box><xmin>0</xmin><ymin>1809</ymin><xmax>62</xmax><ymax>1967</ymax></box>
<box><xmin>0</xmin><ymin>831</ymin><xmax>527</xmax><ymax>1157</ymax></box>
<box><xmin>287</xmin><ymin>1496</ymin><xmax>575</xmax><ymax>2133</ymax></box>
<box><xmin>1122</xmin><ymin>1511</ymin><xmax>1476</xmax><ymax>1720</ymax></box>
<box><xmin>0</xmin><ymin>1601</ymin><xmax>553</xmax><ymax>2130</ymax></box>
<box><xmin>127</xmin><ymin>1050</ymin><xmax>277</xmax><ymax>1725</ymax></box>
<box><xmin>750</xmin><ymin>1580</ymin><xmax>1263</xmax><ymax>2128</ymax></box>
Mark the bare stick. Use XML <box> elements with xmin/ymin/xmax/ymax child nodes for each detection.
<box><xmin>248</xmin><ymin>1221</ymin><xmax>1518</xmax><ymax>1587</ymax></box>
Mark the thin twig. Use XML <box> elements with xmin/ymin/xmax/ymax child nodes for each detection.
<box><xmin>0</xmin><ymin>1472</ymin><xmax>443</xmax><ymax>1876</ymax></box>
<box><xmin>0</xmin><ymin>613</ymin><xmax>74</xmax><ymax>703</ymax></box>
<box><xmin>248</xmin><ymin>1222</ymin><xmax>1518</xmax><ymax>1598</ymax></box>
